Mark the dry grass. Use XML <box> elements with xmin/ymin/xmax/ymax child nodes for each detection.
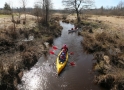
<box><xmin>22</xmin><ymin>47</ymin><xmax>38</xmax><ymax>70</ymax></box>
<box><xmin>81</xmin><ymin>32</ymin><xmax>110</xmax><ymax>53</ymax></box>
<box><xmin>0</xmin><ymin>14</ymin><xmax>62</xmax><ymax>89</ymax></box>
<box><xmin>89</xmin><ymin>15</ymin><xmax>124</xmax><ymax>26</ymax></box>
<box><xmin>94</xmin><ymin>67</ymin><xmax>124</xmax><ymax>90</ymax></box>
<box><xmin>80</xmin><ymin>15</ymin><xmax>124</xmax><ymax>89</ymax></box>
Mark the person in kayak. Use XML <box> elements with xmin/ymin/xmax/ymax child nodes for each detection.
<box><xmin>61</xmin><ymin>44</ymin><xmax>68</xmax><ymax>53</ymax></box>
<box><xmin>75</xmin><ymin>26</ymin><xmax>78</xmax><ymax>30</ymax></box>
<box><xmin>59</xmin><ymin>53</ymin><xmax>66</xmax><ymax>63</ymax></box>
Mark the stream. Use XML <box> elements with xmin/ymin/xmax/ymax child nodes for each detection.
<box><xmin>18</xmin><ymin>21</ymin><xmax>105</xmax><ymax>90</ymax></box>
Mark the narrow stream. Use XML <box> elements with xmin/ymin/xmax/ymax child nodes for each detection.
<box><xmin>18</xmin><ymin>21</ymin><xmax>105</xmax><ymax>90</ymax></box>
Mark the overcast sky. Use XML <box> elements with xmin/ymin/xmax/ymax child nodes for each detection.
<box><xmin>0</xmin><ymin>0</ymin><xmax>123</xmax><ymax>9</ymax></box>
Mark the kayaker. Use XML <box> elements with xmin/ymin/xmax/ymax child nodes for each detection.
<box><xmin>61</xmin><ymin>44</ymin><xmax>68</xmax><ymax>52</ymax></box>
<box><xmin>60</xmin><ymin>54</ymin><xmax>66</xmax><ymax>63</ymax></box>
<box><xmin>74</xmin><ymin>26</ymin><xmax>76</xmax><ymax>29</ymax></box>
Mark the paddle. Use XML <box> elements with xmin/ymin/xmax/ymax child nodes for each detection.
<box><xmin>49</xmin><ymin>50</ymin><xmax>58</xmax><ymax>56</ymax></box>
<box><xmin>70</xmin><ymin>52</ymin><xmax>74</xmax><ymax>55</ymax></box>
<box><xmin>69</xmin><ymin>61</ymin><xmax>75</xmax><ymax>66</ymax></box>
<box><xmin>52</xmin><ymin>45</ymin><xmax>61</xmax><ymax>50</ymax></box>
<box><xmin>68</xmin><ymin>52</ymin><xmax>75</xmax><ymax>66</ymax></box>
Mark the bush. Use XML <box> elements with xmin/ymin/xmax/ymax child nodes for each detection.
<box><xmin>22</xmin><ymin>47</ymin><xmax>38</xmax><ymax>70</ymax></box>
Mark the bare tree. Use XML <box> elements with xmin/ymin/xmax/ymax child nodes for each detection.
<box><xmin>42</xmin><ymin>0</ymin><xmax>52</xmax><ymax>26</ymax></box>
<box><xmin>117</xmin><ymin>1</ymin><xmax>124</xmax><ymax>10</ymax></box>
<box><xmin>100</xmin><ymin>6</ymin><xmax>104</xmax><ymax>15</ymax></box>
<box><xmin>34</xmin><ymin>2</ymin><xmax>41</xmax><ymax>22</ymax></box>
<box><xmin>62</xmin><ymin>0</ymin><xmax>94</xmax><ymax>23</ymax></box>
<box><xmin>21</xmin><ymin>0</ymin><xmax>27</xmax><ymax>23</ymax></box>
<box><xmin>17</xmin><ymin>7</ymin><xmax>21</xmax><ymax>20</ymax></box>
<box><xmin>34</xmin><ymin>0</ymin><xmax>52</xmax><ymax>26</ymax></box>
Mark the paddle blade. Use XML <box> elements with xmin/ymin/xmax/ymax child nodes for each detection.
<box><xmin>49</xmin><ymin>50</ymin><xmax>55</xmax><ymax>55</ymax></box>
<box><xmin>70</xmin><ymin>62</ymin><xmax>75</xmax><ymax>66</ymax></box>
<box><xmin>70</xmin><ymin>52</ymin><xmax>74</xmax><ymax>55</ymax></box>
<box><xmin>52</xmin><ymin>46</ymin><xmax>58</xmax><ymax>50</ymax></box>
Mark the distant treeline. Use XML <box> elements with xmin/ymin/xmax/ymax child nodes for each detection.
<box><xmin>0</xmin><ymin>7</ymin><xmax>65</xmax><ymax>16</ymax></box>
<box><xmin>84</xmin><ymin>6</ymin><xmax>124</xmax><ymax>16</ymax></box>
<box><xmin>0</xmin><ymin>8</ymin><xmax>33</xmax><ymax>15</ymax></box>
<box><xmin>0</xmin><ymin>7</ymin><xmax>124</xmax><ymax>16</ymax></box>
<box><xmin>81</xmin><ymin>1</ymin><xmax>124</xmax><ymax>16</ymax></box>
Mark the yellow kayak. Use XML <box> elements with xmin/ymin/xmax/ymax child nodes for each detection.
<box><xmin>56</xmin><ymin>51</ymin><xmax>69</xmax><ymax>75</ymax></box>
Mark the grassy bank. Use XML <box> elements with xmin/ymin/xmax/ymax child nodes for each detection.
<box><xmin>79</xmin><ymin>15</ymin><xmax>124</xmax><ymax>90</ymax></box>
<box><xmin>0</xmin><ymin>14</ymin><xmax>11</xmax><ymax>18</ymax></box>
<box><xmin>0</xmin><ymin>14</ymin><xmax>62</xmax><ymax>90</ymax></box>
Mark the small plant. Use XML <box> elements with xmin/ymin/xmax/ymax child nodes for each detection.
<box><xmin>62</xmin><ymin>15</ymin><xmax>67</xmax><ymax>20</ymax></box>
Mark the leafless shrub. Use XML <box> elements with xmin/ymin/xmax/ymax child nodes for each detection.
<box><xmin>23</xmin><ymin>20</ymin><xmax>26</xmax><ymax>25</ymax></box>
<box><xmin>62</xmin><ymin>15</ymin><xmax>67</xmax><ymax>20</ymax></box>
<box><xmin>22</xmin><ymin>47</ymin><xmax>38</xmax><ymax>70</ymax></box>
<box><xmin>70</xmin><ymin>19</ymin><xmax>74</xmax><ymax>23</ymax></box>
<box><xmin>24</xmin><ymin>30</ymin><xmax>29</xmax><ymax>39</ymax></box>
<box><xmin>95</xmin><ymin>74</ymin><xmax>116</xmax><ymax>89</ymax></box>
<box><xmin>81</xmin><ymin>33</ymin><xmax>106</xmax><ymax>53</ymax></box>
<box><xmin>62</xmin><ymin>19</ymin><xmax>69</xmax><ymax>23</ymax></box>
<box><xmin>49</xmin><ymin>23</ymin><xmax>57</xmax><ymax>30</ymax></box>
<box><xmin>6</xmin><ymin>25</ymin><xmax>18</xmax><ymax>40</ymax></box>
<box><xmin>9</xmin><ymin>30</ymin><xmax>18</xmax><ymax>40</ymax></box>
<box><xmin>95</xmin><ymin>32</ymin><xmax>116</xmax><ymax>44</ymax></box>
<box><xmin>19</xmin><ymin>28</ymin><xmax>24</xmax><ymax>35</ymax></box>
<box><xmin>18</xmin><ymin>43</ymin><xmax>26</xmax><ymax>52</ymax></box>
<box><xmin>46</xmin><ymin>36</ymin><xmax>53</xmax><ymax>45</ymax></box>
<box><xmin>94</xmin><ymin>67</ymin><xmax>124</xmax><ymax>90</ymax></box>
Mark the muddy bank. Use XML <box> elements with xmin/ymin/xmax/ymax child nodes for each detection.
<box><xmin>79</xmin><ymin>17</ymin><xmax>124</xmax><ymax>90</ymax></box>
<box><xmin>0</xmin><ymin>14</ymin><xmax>62</xmax><ymax>90</ymax></box>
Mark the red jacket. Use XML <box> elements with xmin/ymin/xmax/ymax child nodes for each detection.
<box><xmin>61</xmin><ymin>46</ymin><xmax>68</xmax><ymax>52</ymax></box>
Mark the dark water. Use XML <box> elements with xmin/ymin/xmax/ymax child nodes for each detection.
<box><xmin>18</xmin><ymin>21</ymin><xmax>105</xmax><ymax>90</ymax></box>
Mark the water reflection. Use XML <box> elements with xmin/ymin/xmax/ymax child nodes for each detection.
<box><xmin>18</xmin><ymin>62</ymin><xmax>49</xmax><ymax>90</ymax></box>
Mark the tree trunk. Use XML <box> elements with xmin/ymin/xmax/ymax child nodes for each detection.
<box><xmin>46</xmin><ymin>5</ymin><xmax>48</xmax><ymax>26</ymax></box>
<box><xmin>24</xmin><ymin>8</ymin><xmax>26</xmax><ymax>23</ymax></box>
<box><xmin>76</xmin><ymin>9</ymin><xmax>80</xmax><ymax>23</ymax></box>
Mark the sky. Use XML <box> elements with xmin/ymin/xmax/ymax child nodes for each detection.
<box><xmin>0</xmin><ymin>0</ymin><xmax>123</xmax><ymax>9</ymax></box>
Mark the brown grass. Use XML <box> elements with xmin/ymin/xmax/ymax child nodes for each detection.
<box><xmin>22</xmin><ymin>47</ymin><xmax>38</xmax><ymax>70</ymax></box>
<box><xmin>80</xmin><ymin>15</ymin><xmax>124</xmax><ymax>89</ymax></box>
<box><xmin>0</xmin><ymin>13</ymin><xmax>62</xmax><ymax>90</ymax></box>
<box><xmin>89</xmin><ymin>15</ymin><xmax>124</xmax><ymax>28</ymax></box>
<box><xmin>94</xmin><ymin>67</ymin><xmax>124</xmax><ymax>90</ymax></box>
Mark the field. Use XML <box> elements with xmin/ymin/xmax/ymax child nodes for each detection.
<box><xmin>89</xmin><ymin>15</ymin><xmax>124</xmax><ymax>31</ymax></box>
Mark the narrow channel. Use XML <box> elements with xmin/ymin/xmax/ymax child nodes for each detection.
<box><xmin>18</xmin><ymin>21</ymin><xmax>105</xmax><ymax>90</ymax></box>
